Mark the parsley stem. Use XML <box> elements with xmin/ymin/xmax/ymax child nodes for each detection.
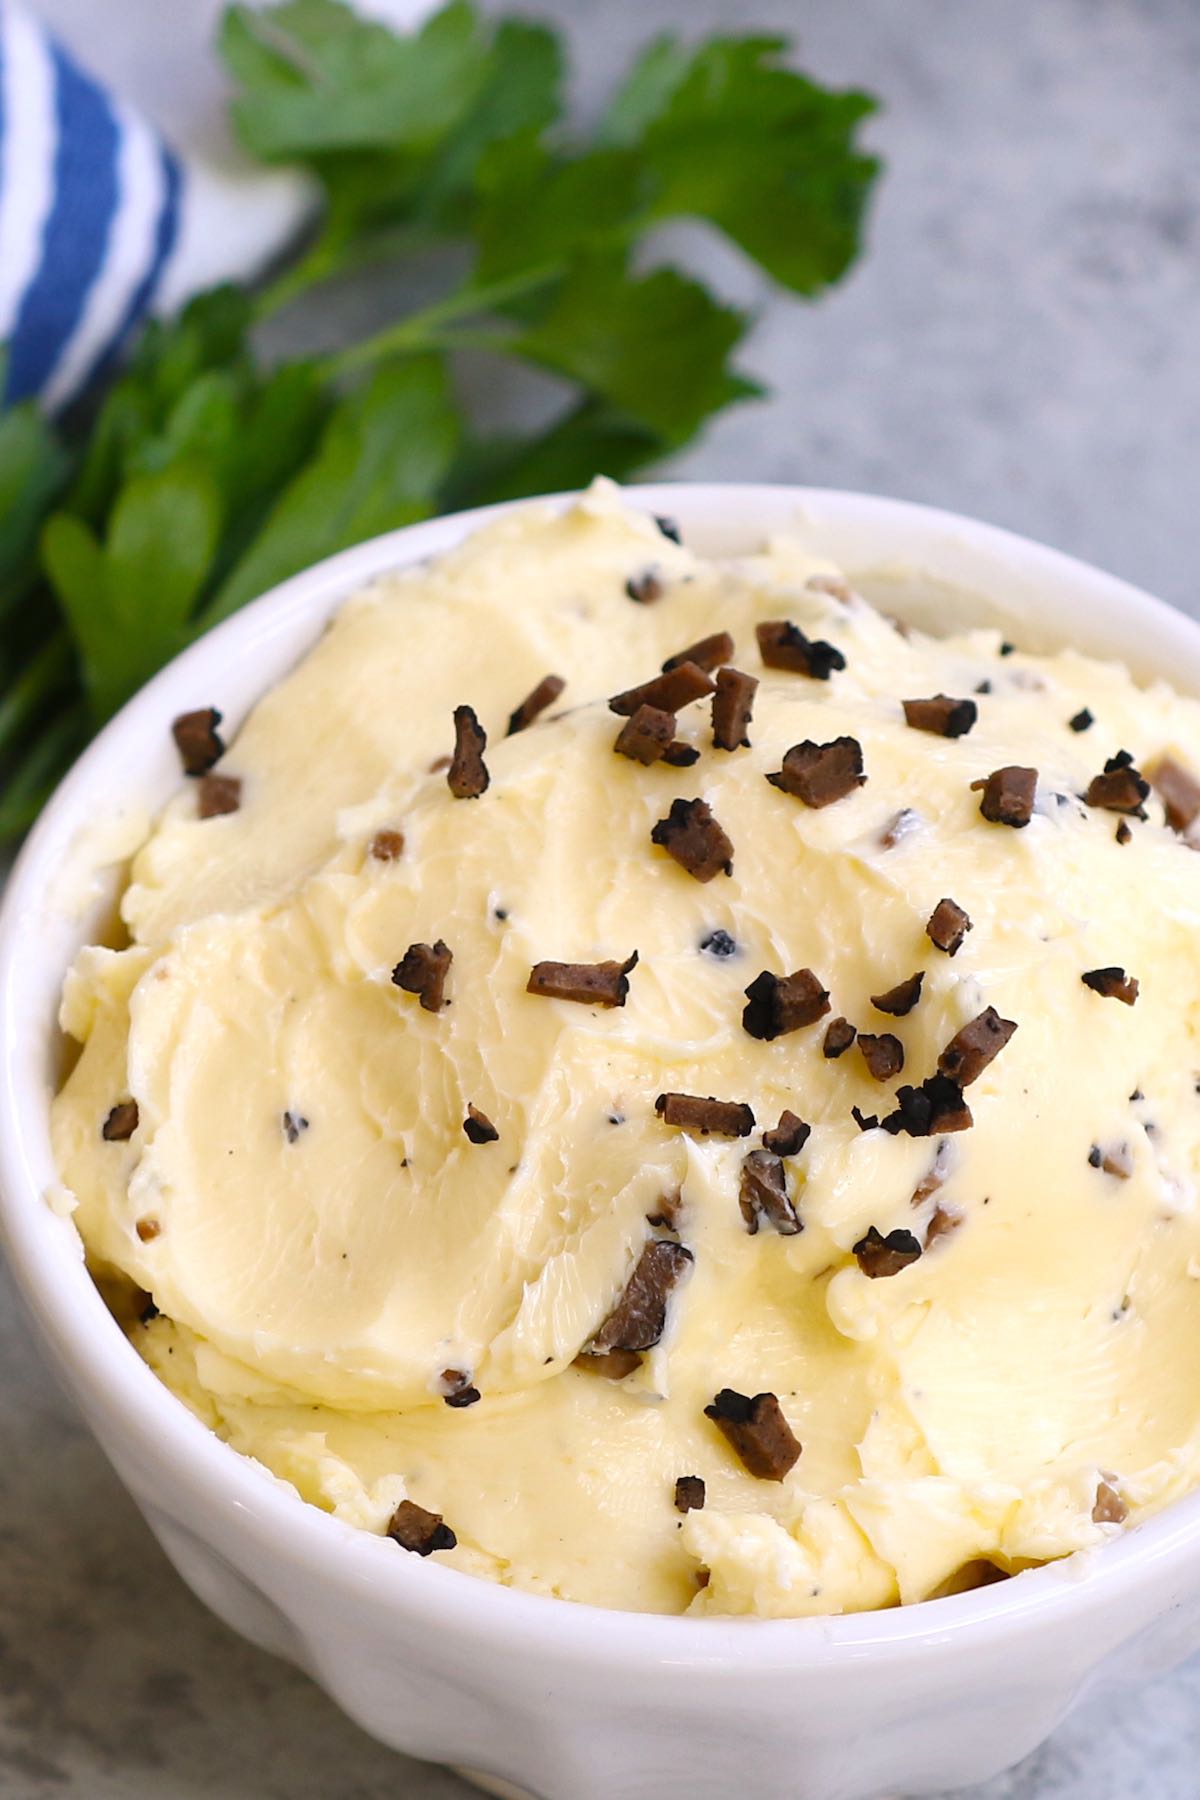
<box><xmin>419</xmin><ymin>326</ymin><xmax>515</xmax><ymax>353</ymax></box>
<box><xmin>322</xmin><ymin>262</ymin><xmax>563</xmax><ymax>377</ymax></box>
<box><xmin>253</xmin><ymin>222</ymin><xmax>447</xmax><ymax>321</ymax></box>
<box><xmin>253</xmin><ymin>234</ymin><xmax>348</xmax><ymax>322</ymax></box>
<box><xmin>0</xmin><ymin>633</ymin><xmax>73</xmax><ymax>763</ymax></box>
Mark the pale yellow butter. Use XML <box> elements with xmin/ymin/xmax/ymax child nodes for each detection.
<box><xmin>52</xmin><ymin>481</ymin><xmax>1200</xmax><ymax>1615</ymax></box>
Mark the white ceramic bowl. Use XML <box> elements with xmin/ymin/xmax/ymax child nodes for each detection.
<box><xmin>5</xmin><ymin>485</ymin><xmax>1200</xmax><ymax>1800</ymax></box>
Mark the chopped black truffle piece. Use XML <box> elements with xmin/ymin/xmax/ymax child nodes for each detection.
<box><xmin>739</xmin><ymin>1149</ymin><xmax>801</xmax><ymax>1236</ymax></box>
<box><xmin>858</xmin><ymin>1033</ymin><xmax>905</xmax><ymax>1082</ymax></box>
<box><xmin>1093</xmin><ymin>1481</ymin><xmax>1128</xmax><ymax>1525</ymax></box>
<box><xmin>197</xmin><ymin>773</ymin><xmax>241</xmax><ymax>818</ymax></box>
<box><xmin>704</xmin><ymin>1389</ymin><xmax>801</xmax><ymax>1480</ymax></box>
<box><xmin>853</xmin><ymin>1225</ymin><xmax>923</xmax><ymax>1279</ymax></box>
<box><xmin>824</xmin><ymin>1017</ymin><xmax>857</xmax><ymax>1059</ymax></box>
<box><xmin>1084</xmin><ymin>751</ymin><xmax>1149</xmax><ymax>818</ymax></box>
<box><xmin>282</xmin><ymin>1110</ymin><xmax>308</xmax><ymax>1144</ymax></box>
<box><xmin>882</xmin><ymin>1076</ymin><xmax>973</xmax><ymax>1137</ymax></box>
<box><xmin>700</xmin><ymin>928</ymin><xmax>737</xmax><ymax>958</ymax></box>
<box><xmin>1100</xmin><ymin>1143</ymin><xmax>1133</xmax><ymax>1179</ymax></box>
<box><xmin>766</xmin><ymin>737</ymin><xmax>866</xmax><ymax>809</ymax></box>
<box><xmin>1081</xmin><ymin>967</ymin><xmax>1139</xmax><ymax>1005</ymax></box>
<box><xmin>386</xmin><ymin>1500</ymin><xmax>457</xmax><ymax>1556</ymax></box>
<box><xmin>507</xmin><ymin>673</ymin><xmax>565</xmax><ymax>736</ymax></box>
<box><xmin>574</xmin><ymin>1348</ymin><xmax>643</xmax><ymax>1379</ymax></box>
<box><xmin>926</xmin><ymin>897</ymin><xmax>972</xmax><ymax>955</ymax></box>
<box><xmin>614</xmin><ymin>703</ymin><xmax>676</xmax><ymax>765</ymax></box>
<box><xmin>912</xmin><ymin>1142</ymin><xmax>953</xmax><ymax>1204</ymax></box>
<box><xmin>902</xmin><ymin>695</ymin><xmax>977</xmax><ymax>738</ymax></box>
<box><xmin>663</xmin><ymin>631</ymin><xmax>734</xmax><ymax>674</ymax></box>
<box><xmin>972</xmin><ymin>766</ymin><xmax>1037</xmax><ymax>826</ymax></box>
<box><xmin>102</xmin><ymin>1101</ymin><xmax>138</xmax><ymax>1142</ymax></box>
<box><xmin>762</xmin><ymin>1110</ymin><xmax>811</xmax><ymax>1157</ymax></box>
<box><xmin>626</xmin><ymin>568</ymin><xmax>665</xmax><ymax>604</ymax></box>
<box><xmin>440</xmin><ymin>1368</ymin><xmax>481</xmax><ymax>1408</ymax></box>
<box><xmin>711</xmin><ymin>667</ymin><xmax>758</xmax><ymax>751</ymax></box>
<box><xmin>925</xmin><ymin>1206</ymin><xmax>962</xmax><ymax>1246</ymax></box>
<box><xmin>655</xmin><ymin>516</ymin><xmax>682</xmax><ymax>545</ymax></box>
<box><xmin>881</xmin><ymin>808</ymin><xmax>920</xmax><ymax>848</ymax></box>
<box><xmin>651</xmin><ymin>797</ymin><xmax>733</xmax><ymax>882</ymax></box>
<box><xmin>448</xmin><ymin>704</ymin><xmax>489</xmax><ymax>798</ymax></box>
<box><xmin>923</xmin><ymin>1077</ymin><xmax>974</xmax><ymax>1134</ymax></box>
<box><xmin>999</xmin><ymin>641</ymin><xmax>1016</xmax><ymax>656</ymax></box>
<box><xmin>1087</xmin><ymin>1145</ymin><xmax>1103</xmax><ymax>1168</ymax></box>
<box><xmin>656</xmin><ymin>1093</ymin><xmax>755</xmax><ymax>1136</ymax></box>
<box><xmin>871</xmin><ymin>972</ymin><xmax>924</xmax><ymax>1017</ymax></box>
<box><xmin>369</xmin><ymin>828</ymin><xmax>405</xmax><ymax>861</ymax></box>
<box><xmin>610</xmin><ymin>662</ymin><xmax>715</xmax><ymax>717</ymax></box>
<box><xmin>1147</xmin><ymin>754</ymin><xmax>1200</xmax><ymax>833</ymax></box>
<box><xmin>591</xmin><ymin>1240</ymin><xmax>694</xmax><ymax>1352</ymax></box>
<box><xmin>742</xmin><ymin>968</ymin><xmax>830</xmax><ymax>1040</ymax></box>
<box><xmin>852</xmin><ymin>1106</ymin><xmax>879</xmax><ymax>1132</ymax></box>
<box><xmin>527</xmin><ymin>953</ymin><xmax>638</xmax><ymax>1008</ymax></box>
<box><xmin>172</xmin><ymin>707</ymin><xmax>224</xmax><ymax>776</ymax></box>
<box><xmin>882</xmin><ymin>1088</ymin><xmax>931</xmax><ymax>1137</ymax></box>
<box><xmin>674</xmin><ymin>1475</ymin><xmax>705</xmax><ymax>1513</ymax></box>
<box><xmin>646</xmin><ymin>1189</ymin><xmax>684</xmax><ymax>1230</ymax></box>
<box><xmin>463</xmin><ymin>1104</ymin><xmax>499</xmax><ymax>1144</ymax></box>
<box><xmin>392</xmin><ymin>940</ymin><xmax>453</xmax><ymax>1012</ymax></box>
<box><xmin>662</xmin><ymin>741</ymin><xmax>701</xmax><ymax>767</ymax></box>
<box><xmin>938</xmin><ymin>1007</ymin><xmax>1018</xmax><ymax>1085</ymax></box>
<box><xmin>1069</xmin><ymin>708</ymin><xmax>1094</xmax><ymax>733</ymax></box>
<box><xmin>757</xmin><ymin>620</ymin><xmax>845</xmax><ymax>680</ymax></box>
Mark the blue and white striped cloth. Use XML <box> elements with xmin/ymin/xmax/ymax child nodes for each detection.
<box><xmin>0</xmin><ymin>0</ymin><xmax>338</xmax><ymax>412</ymax></box>
<box><xmin>0</xmin><ymin>0</ymin><xmax>434</xmax><ymax>411</ymax></box>
<box><xmin>0</xmin><ymin>0</ymin><xmax>183</xmax><ymax>408</ymax></box>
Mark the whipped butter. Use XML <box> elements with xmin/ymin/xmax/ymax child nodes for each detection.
<box><xmin>51</xmin><ymin>482</ymin><xmax>1200</xmax><ymax>1615</ymax></box>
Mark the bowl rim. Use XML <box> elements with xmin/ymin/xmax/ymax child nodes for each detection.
<box><xmin>5</xmin><ymin>477</ymin><xmax>1200</xmax><ymax>1673</ymax></box>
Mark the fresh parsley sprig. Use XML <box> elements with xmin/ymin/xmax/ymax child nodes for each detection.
<box><xmin>0</xmin><ymin>0</ymin><xmax>879</xmax><ymax>842</ymax></box>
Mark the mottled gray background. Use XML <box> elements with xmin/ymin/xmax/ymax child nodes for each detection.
<box><xmin>6</xmin><ymin>0</ymin><xmax>1200</xmax><ymax>1794</ymax></box>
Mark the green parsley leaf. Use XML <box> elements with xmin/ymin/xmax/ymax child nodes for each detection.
<box><xmin>204</xmin><ymin>354</ymin><xmax>458</xmax><ymax>624</ymax></box>
<box><xmin>593</xmin><ymin>36</ymin><xmax>691</xmax><ymax>148</ymax></box>
<box><xmin>231</xmin><ymin>7</ymin><xmax>562</xmax><ymax>279</ymax></box>
<box><xmin>43</xmin><ymin>462</ymin><xmax>222</xmax><ymax>720</ymax></box>
<box><xmin>446</xmin><ymin>402</ymin><xmax>664</xmax><ymax>511</ymax></box>
<box><xmin>130</xmin><ymin>286</ymin><xmax>254</xmax><ymax>415</ymax></box>
<box><xmin>603</xmin><ymin>34</ymin><xmax>880</xmax><ymax>294</ymax></box>
<box><xmin>67</xmin><ymin>287</ymin><xmax>254</xmax><ymax>526</ymax></box>
<box><xmin>0</xmin><ymin>0</ymin><xmax>880</xmax><ymax>844</ymax></box>
<box><xmin>0</xmin><ymin>366</ymin><xmax>69</xmax><ymax>607</ymax></box>
<box><xmin>471</xmin><ymin>139</ymin><xmax>646</xmax><ymax>285</ymax></box>
<box><xmin>221</xmin><ymin>0</ymin><xmax>487</xmax><ymax>159</ymax></box>
<box><xmin>325</xmin><ymin>14</ymin><xmax>565</xmax><ymax>246</ymax></box>
<box><xmin>510</xmin><ymin>255</ymin><xmax>760</xmax><ymax>448</ymax></box>
<box><xmin>418</xmin><ymin>19</ymin><xmax>562</xmax><ymax>223</ymax></box>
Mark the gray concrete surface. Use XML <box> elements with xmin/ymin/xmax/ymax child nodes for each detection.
<box><xmin>7</xmin><ymin>0</ymin><xmax>1200</xmax><ymax>1795</ymax></box>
